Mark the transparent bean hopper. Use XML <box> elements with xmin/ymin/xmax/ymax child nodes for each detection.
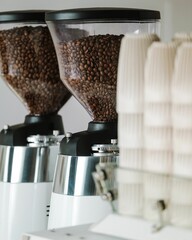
<box><xmin>45</xmin><ymin>7</ymin><xmax>160</xmax><ymax>230</ymax></box>
<box><xmin>0</xmin><ymin>11</ymin><xmax>71</xmax><ymax>240</ymax></box>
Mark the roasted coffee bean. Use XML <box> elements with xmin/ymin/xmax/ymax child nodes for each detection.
<box><xmin>58</xmin><ymin>34</ymin><xmax>123</xmax><ymax>122</ymax></box>
<box><xmin>0</xmin><ymin>26</ymin><xmax>71</xmax><ymax>115</ymax></box>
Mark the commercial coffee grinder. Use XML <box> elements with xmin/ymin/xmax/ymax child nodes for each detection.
<box><xmin>45</xmin><ymin>8</ymin><xmax>161</xmax><ymax>229</ymax></box>
<box><xmin>0</xmin><ymin>11</ymin><xmax>71</xmax><ymax>240</ymax></box>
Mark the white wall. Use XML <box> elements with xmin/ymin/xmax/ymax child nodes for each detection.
<box><xmin>0</xmin><ymin>0</ymin><xmax>192</xmax><ymax>133</ymax></box>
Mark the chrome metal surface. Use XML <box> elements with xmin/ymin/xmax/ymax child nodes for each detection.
<box><xmin>0</xmin><ymin>144</ymin><xmax>59</xmax><ymax>183</ymax></box>
<box><xmin>91</xmin><ymin>144</ymin><xmax>119</xmax><ymax>153</ymax></box>
<box><xmin>53</xmin><ymin>154</ymin><xmax>119</xmax><ymax>196</ymax></box>
<box><xmin>27</xmin><ymin>134</ymin><xmax>64</xmax><ymax>146</ymax></box>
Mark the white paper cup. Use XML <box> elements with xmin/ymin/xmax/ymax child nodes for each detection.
<box><xmin>116</xmin><ymin>168</ymin><xmax>144</xmax><ymax>217</ymax></box>
<box><xmin>117</xmin><ymin>33</ymin><xmax>159</xmax><ymax>113</ymax></box>
<box><xmin>172</xmin><ymin>42</ymin><xmax>192</xmax><ymax>104</ymax></box>
<box><xmin>144</xmin><ymin>126</ymin><xmax>172</xmax><ymax>151</ymax></box>
<box><xmin>118</xmin><ymin>182</ymin><xmax>143</xmax><ymax>217</ymax></box>
<box><xmin>170</xmin><ymin>177</ymin><xmax>192</xmax><ymax>227</ymax></box>
<box><xmin>173</xmin><ymin>153</ymin><xmax>192</xmax><ymax>178</ymax></box>
<box><xmin>118</xmin><ymin>113</ymin><xmax>143</xmax><ymax>149</ymax></box>
<box><xmin>171</xmin><ymin>178</ymin><xmax>192</xmax><ymax>205</ymax></box>
<box><xmin>173</xmin><ymin>128</ymin><xmax>192</xmax><ymax>154</ymax></box>
<box><xmin>119</xmin><ymin>148</ymin><xmax>143</xmax><ymax>169</ymax></box>
<box><xmin>144</xmin><ymin>173</ymin><xmax>170</xmax><ymax>200</ymax></box>
<box><xmin>144</xmin><ymin>41</ymin><xmax>177</xmax><ymax>103</ymax></box>
<box><xmin>144</xmin><ymin>150</ymin><xmax>172</xmax><ymax>174</ymax></box>
<box><xmin>172</xmin><ymin>103</ymin><xmax>192</xmax><ymax>128</ymax></box>
<box><xmin>144</xmin><ymin>102</ymin><xmax>171</xmax><ymax>127</ymax></box>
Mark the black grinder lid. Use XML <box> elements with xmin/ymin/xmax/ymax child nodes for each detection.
<box><xmin>45</xmin><ymin>7</ymin><xmax>161</xmax><ymax>22</ymax></box>
<box><xmin>0</xmin><ymin>10</ymin><xmax>47</xmax><ymax>23</ymax></box>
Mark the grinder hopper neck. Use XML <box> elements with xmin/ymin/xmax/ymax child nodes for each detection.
<box><xmin>60</xmin><ymin>121</ymin><xmax>118</xmax><ymax>156</ymax></box>
<box><xmin>0</xmin><ymin>113</ymin><xmax>64</xmax><ymax>146</ymax></box>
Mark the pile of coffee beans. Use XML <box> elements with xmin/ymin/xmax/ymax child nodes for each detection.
<box><xmin>58</xmin><ymin>34</ymin><xmax>123</xmax><ymax>122</ymax></box>
<box><xmin>0</xmin><ymin>26</ymin><xmax>71</xmax><ymax>115</ymax></box>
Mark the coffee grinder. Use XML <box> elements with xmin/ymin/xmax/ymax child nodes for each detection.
<box><xmin>45</xmin><ymin>8</ymin><xmax>160</xmax><ymax>229</ymax></box>
<box><xmin>0</xmin><ymin>11</ymin><xmax>71</xmax><ymax>240</ymax></box>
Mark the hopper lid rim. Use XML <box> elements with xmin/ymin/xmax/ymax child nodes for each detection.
<box><xmin>45</xmin><ymin>7</ymin><xmax>161</xmax><ymax>22</ymax></box>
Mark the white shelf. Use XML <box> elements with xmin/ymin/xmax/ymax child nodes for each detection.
<box><xmin>22</xmin><ymin>224</ymin><xmax>123</xmax><ymax>240</ymax></box>
<box><xmin>22</xmin><ymin>213</ymin><xmax>192</xmax><ymax>240</ymax></box>
<box><xmin>90</xmin><ymin>213</ymin><xmax>192</xmax><ymax>240</ymax></box>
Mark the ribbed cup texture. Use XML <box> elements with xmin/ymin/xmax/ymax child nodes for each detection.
<box><xmin>144</xmin><ymin>150</ymin><xmax>172</xmax><ymax>174</ymax></box>
<box><xmin>144</xmin><ymin>102</ymin><xmax>171</xmax><ymax>127</ymax></box>
<box><xmin>118</xmin><ymin>114</ymin><xmax>143</xmax><ymax>149</ymax></box>
<box><xmin>119</xmin><ymin>148</ymin><xmax>143</xmax><ymax>169</ymax></box>
<box><xmin>173</xmin><ymin>153</ymin><xmax>192</xmax><ymax>178</ymax></box>
<box><xmin>117</xmin><ymin>34</ymin><xmax>159</xmax><ymax>113</ymax></box>
<box><xmin>144</xmin><ymin>126</ymin><xmax>172</xmax><ymax>151</ymax></box>
<box><xmin>144</xmin><ymin>42</ymin><xmax>177</xmax><ymax>170</ymax></box>
<box><xmin>116</xmin><ymin>168</ymin><xmax>143</xmax><ymax>217</ymax></box>
<box><xmin>171</xmin><ymin>42</ymin><xmax>192</xmax><ymax>227</ymax></box>
<box><xmin>172</xmin><ymin>43</ymin><xmax>192</xmax><ymax>104</ymax></box>
<box><xmin>116</xmin><ymin>32</ymin><xmax>192</xmax><ymax>228</ymax></box>
<box><xmin>171</xmin><ymin>43</ymin><xmax>192</xmax><ymax>179</ymax></box>
<box><xmin>172</xmin><ymin>104</ymin><xmax>192</xmax><ymax>128</ymax></box>
<box><xmin>173</xmin><ymin>129</ymin><xmax>192</xmax><ymax>154</ymax></box>
<box><xmin>117</xmin><ymin>34</ymin><xmax>159</xmax><ymax>217</ymax></box>
<box><xmin>145</xmin><ymin>42</ymin><xmax>177</xmax><ymax>103</ymax></box>
<box><xmin>144</xmin><ymin>42</ymin><xmax>177</xmax><ymax>221</ymax></box>
<box><xmin>170</xmin><ymin>178</ymin><xmax>192</xmax><ymax>227</ymax></box>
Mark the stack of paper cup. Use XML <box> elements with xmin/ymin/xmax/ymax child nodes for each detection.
<box><xmin>144</xmin><ymin>42</ymin><xmax>177</xmax><ymax>104</ymax></box>
<box><xmin>116</xmin><ymin>33</ymin><xmax>159</xmax><ymax>217</ymax></box>
<box><xmin>143</xmin><ymin>42</ymin><xmax>177</xmax><ymax>221</ymax></box>
<box><xmin>171</xmin><ymin>42</ymin><xmax>192</xmax><ymax>227</ymax></box>
<box><xmin>117</xmin><ymin>33</ymin><xmax>160</xmax><ymax>165</ymax></box>
<box><xmin>172</xmin><ymin>43</ymin><xmax>192</xmax><ymax>176</ymax></box>
<box><xmin>116</xmin><ymin>168</ymin><xmax>144</xmax><ymax>217</ymax></box>
<box><xmin>172</xmin><ymin>43</ymin><xmax>192</xmax><ymax>104</ymax></box>
<box><xmin>118</xmin><ymin>113</ymin><xmax>143</xmax><ymax>150</ymax></box>
<box><xmin>117</xmin><ymin>33</ymin><xmax>159</xmax><ymax>114</ymax></box>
